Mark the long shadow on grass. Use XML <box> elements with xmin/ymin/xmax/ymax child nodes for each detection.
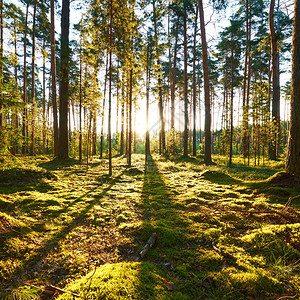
<box><xmin>38</xmin><ymin>158</ymin><xmax>80</xmax><ymax>171</ymax></box>
<box><xmin>3</xmin><ymin>171</ymin><xmax>124</xmax><ymax>288</ymax></box>
<box><xmin>130</xmin><ymin>155</ymin><xmax>205</xmax><ymax>298</ymax></box>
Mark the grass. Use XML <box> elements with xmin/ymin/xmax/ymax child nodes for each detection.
<box><xmin>0</xmin><ymin>154</ymin><xmax>299</xmax><ymax>299</ymax></box>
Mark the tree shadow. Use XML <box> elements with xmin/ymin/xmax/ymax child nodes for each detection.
<box><xmin>38</xmin><ymin>158</ymin><xmax>80</xmax><ymax>171</ymax></box>
<box><xmin>127</xmin><ymin>155</ymin><xmax>204</xmax><ymax>298</ymax></box>
<box><xmin>1</xmin><ymin>171</ymin><xmax>125</xmax><ymax>288</ymax></box>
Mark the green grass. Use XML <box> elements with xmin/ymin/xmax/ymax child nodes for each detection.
<box><xmin>0</xmin><ymin>154</ymin><xmax>299</xmax><ymax>299</ymax></box>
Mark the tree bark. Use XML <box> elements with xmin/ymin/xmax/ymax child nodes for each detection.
<box><xmin>145</xmin><ymin>42</ymin><xmax>151</xmax><ymax>160</ymax></box>
<box><xmin>128</xmin><ymin>68</ymin><xmax>133</xmax><ymax>167</ymax></box>
<box><xmin>269</xmin><ymin>0</ymin><xmax>280</xmax><ymax>160</ymax></box>
<box><xmin>108</xmin><ymin>0</ymin><xmax>113</xmax><ymax>176</ymax></box>
<box><xmin>42</xmin><ymin>40</ymin><xmax>46</xmax><ymax>154</ymax></box>
<box><xmin>120</xmin><ymin>76</ymin><xmax>125</xmax><ymax>155</ymax></box>
<box><xmin>183</xmin><ymin>1</ymin><xmax>189</xmax><ymax>157</ymax></box>
<box><xmin>229</xmin><ymin>35</ymin><xmax>234</xmax><ymax>165</ymax></box>
<box><xmin>100</xmin><ymin>54</ymin><xmax>108</xmax><ymax>158</ymax></box>
<box><xmin>242</xmin><ymin>0</ymin><xmax>250</xmax><ymax>164</ymax></box>
<box><xmin>58</xmin><ymin>0</ymin><xmax>70</xmax><ymax>159</ymax></box>
<box><xmin>192</xmin><ymin>5</ymin><xmax>198</xmax><ymax>157</ymax></box>
<box><xmin>0</xmin><ymin>0</ymin><xmax>3</xmax><ymax>128</ymax></box>
<box><xmin>79</xmin><ymin>34</ymin><xmax>83</xmax><ymax>162</ymax></box>
<box><xmin>198</xmin><ymin>0</ymin><xmax>212</xmax><ymax>165</ymax></box>
<box><xmin>22</xmin><ymin>3</ymin><xmax>29</xmax><ymax>154</ymax></box>
<box><xmin>153</xmin><ymin>0</ymin><xmax>165</xmax><ymax>154</ymax></box>
<box><xmin>286</xmin><ymin>0</ymin><xmax>300</xmax><ymax>177</ymax></box>
<box><xmin>51</xmin><ymin>0</ymin><xmax>59</xmax><ymax>157</ymax></box>
<box><xmin>30</xmin><ymin>0</ymin><xmax>37</xmax><ymax>156</ymax></box>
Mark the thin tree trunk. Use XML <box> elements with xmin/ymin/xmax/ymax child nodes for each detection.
<box><xmin>269</xmin><ymin>0</ymin><xmax>280</xmax><ymax>160</ymax></box>
<box><xmin>229</xmin><ymin>34</ymin><xmax>234</xmax><ymax>165</ymax></box>
<box><xmin>79</xmin><ymin>32</ymin><xmax>83</xmax><ymax>162</ymax></box>
<box><xmin>192</xmin><ymin>5</ymin><xmax>198</xmax><ymax>156</ymax></box>
<box><xmin>246</xmin><ymin>22</ymin><xmax>252</xmax><ymax>165</ymax></box>
<box><xmin>153</xmin><ymin>0</ymin><xmax>165</xmax><ymax>154</ymax></box>
<box><xmin>145</xmin><ymin>53</ymin><xmax>151</xmax><ymax>160</ymax></box>
<box><xmin>0</xmin><ymin>0</ymin><xmax>3</xmax><ymax>128</ymax></box>
<box><xmin>198</xmin><ymin>0</ymin><xmax>212</xmax><ymax>164</ymax></box>
<box><xmin>286</xmin><ymin>0</ymin><xmax>300</xmax><ymax>176</ymax></box>
<box><xmin>42</xmin><ymin>40</ymin><xmax>46</xmax><ymax>154</ymax></box>
<box><xmin>13</xmin><ymin>20</ymin><xmax>19</xmax><ymax>154</ymax></box>
<box><xmin>120</xmin><ymin>77</ymin><xmax>125</xmax><ymax>155</ymax></box>
<box><xmin>128</xmin><ymin>68</ymin><xmax>133</xmax><ymax>167</ymax></box>
<box><xmin>116</xmin><ymin>68</ymin><xmax>119</xmax><ymax>149</ymax></box>
<box><xmin>22</xmin><ymin>3</ymin><xmax>29</xmax><ymax>154</ymax></box>
<box><xmin>133</xmin><ymin>105</ymin><xmax>137</xmax><ymax>153</ymax></box>
<box><xmin>92</xmin><ymin>67</ymin><xmax>98</xmax><ymax>156</ymax></box>
<box><xmin>183</xmin><ymin>1</ymin><xmax>189</xmax><ymax>157</ymax></box>
<box><xmin>242</xmin><ymin>0</ymin><xmax>250</xmax><ymax>164</ymax></box>
<box><xmin>30</xmin><ymin>0</ymin><xmax>37</xmax><ymax>156</ymax></box>
<box><xmin>51</xmin><ymin>0</ymin><xmax>58</xmax><ymax>157</ymax></box>
<box><xmin>126</xmin><ymin>79</ymin><xmax>129</xmax><ymax>157</ymax></box>
<box><xmin>108</xmin><ymin>0</ymin><xmax>113</xmax><ymax>176</ymax></box>
<box><xmin>100</xmin><ymin>53</ymin><xmax>108</xmax><ymax>158</ymax></box>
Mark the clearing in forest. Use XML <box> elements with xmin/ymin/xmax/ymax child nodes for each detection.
<box><xmin>0</xmin><ymin>154</ymin><xmax>299</xmax><ymax>299</ymax></box>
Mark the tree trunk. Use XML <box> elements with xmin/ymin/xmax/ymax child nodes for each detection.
<box><xmin>22</xmin><ymin>3</ymin><xmax>29</xmax><ymax>154</ymax></box>
<box><xmin>120</xmin><ymin>79</ymin><xmax>125</xmax><ymax>155</ymax></box>
<box><xmin>286</xmin><ymin>0</ymin><xmax>300</xmax><ymax>176</ymax></box>
<box><xmin>153</xmin><ymin>0</ymin><xmax>165</xmax><ymax>154</ymax></box>
<box><xmin>145</xmin><ymin>43</ymin><xmax>151</xmax><ymax>160</ymax></box>
<box><xmin>100</xmin><ymin>54</ymin><xmax>108</xmax><ymax>158</ymax></box>
<box><xmin>79</xmin><ymin>35</ymin><xmax>83</xmax><ymax>162</ymax></box>
<box><xmin>242</xmin><ymin>0</ymin><xmax>250</xmax><ymax>164</ymax></box>
<box><xmin>192</xmin><ymin>5</ymin><xmax>198</xmax><ymax>156</ymax></box>
<box><xmin>128</xmin><ymin>69</ymin><xmax>133</xmax><ymax>167</ymax></box>
<box><xmin>51</xmin><ymin>0</ymin><xmax>59</xmax><ymax>157</ymax></box>
<box><xmin>183</xmin><ymin>1</ymin><xmax>189</xmax><ymax>157</ymax></box>
<box><xmin>0</xmin><ymin>0</ymin><xmax>3</xmax><ymax>128</ymax></box>
<box><xmin>198</xmin><ymin>0</ymin><xmax>211</xmax><ymax>164</ymax></box>
<box><xmin>116</xmin><ymin>68</ymin><xmax>119</xmax><ymax>148</ymax></box>
<box><xmin>13</xmin><ymin>21</ymin><xmax>19</xmax><ymax>154</ymax></box>
<box><xmin>171</xmin><ymin>18</ymin><xmax>179</xmax><ymax>154</ymax></box>
<box><xmin>30</xmin><ymin>0</ymin><xmax>37</xmax><ymax>156</ymax></box>
<box><xmin>108</xmin><ymin>0</ymin><xmax>113</xmax><ymax>176</ymax></box>
<box><xmin>58</xmin><ymin>0</ymin><xmax>70</xmax><ymax>159</ymax></box>
<box><xmin>229</xmin><ymin>34</ymin><xmax>234</xmax><ymax>165</ymax></box>
<box><xmin>92</xmin><ymin>66</ymin><xmax>98</xmax><ymax>156</ymax></box>
<box><xmin>269</xmin><ymin>0</ymin><xmax>280</xmax><ymax>160</ymax></box>
<box><xmin>42</xmin><ymin>40</ymin><xmax>46</xmax><ymax>154</ymax></box>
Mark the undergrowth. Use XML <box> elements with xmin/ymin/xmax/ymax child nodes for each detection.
<box><xmin>0</xmin><ymin>154</ymin><xmax>299</xmax><ymax>299</ymax></box>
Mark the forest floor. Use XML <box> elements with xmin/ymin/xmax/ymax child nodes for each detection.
<box><xmin>0</xmin><ymin>154</ymin><xmax>299</xmax><ymax>299</ymax></box>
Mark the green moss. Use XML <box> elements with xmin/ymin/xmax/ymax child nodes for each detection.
<box><xmin>57</xmin><ymin>262</ymin><xmax>187</xmax><ymax>300</ymax></box>
<box><xmin>0</xmin><ymin>154</ymin><xmax>299</xmax><ymax>299</ymax></box>
<box><xmin>200</xmin><ymin>170</ymin><xmax>240</xmax><ymax>185</ymax></box>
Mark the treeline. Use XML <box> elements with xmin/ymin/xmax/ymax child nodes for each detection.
<box><xmin>0</xmin><ymin>0</ymin><xmax>294</xmax><ymax>169</ymax></box>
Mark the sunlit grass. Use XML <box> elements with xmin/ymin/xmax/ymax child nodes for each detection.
<box><xmin>0</xmin><ymin>153</ymin><xmax>299</xmax><ymax>299</ymax></box>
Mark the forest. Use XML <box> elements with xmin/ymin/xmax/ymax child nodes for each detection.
<box><xmin>0</xmin><ymin>0</ymin><xmax>300</xmax><ymax>299</ymax></box>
